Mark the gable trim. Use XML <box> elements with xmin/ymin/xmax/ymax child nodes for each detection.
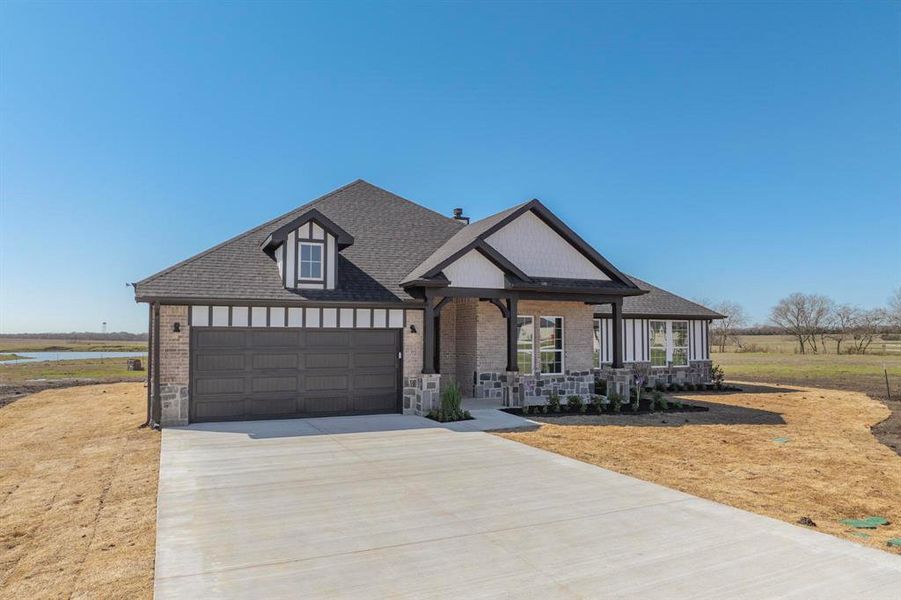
<box><xmin>261</xmin><ymin>208</ymin><xmax>355</xmax><ymax>252</ymax></box>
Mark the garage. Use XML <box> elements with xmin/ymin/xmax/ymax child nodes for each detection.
<box><xmin>190</xmin><ymin>327</ymin><xmax>401</xmax><ymax>422</ymax></box>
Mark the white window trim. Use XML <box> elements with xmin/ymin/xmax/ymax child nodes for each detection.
<box><xmin>516</xmin><ymin>315</ymin><xmax>535</xmax><ymax>375</ymax></box>
<box><xmin>593</xmin><ymin>318</ymin><xmax>602</xmax><ymax>368</ymax></box>
<box><xmin>670</xmin><ymin>320</ymin><xmax>690</xmax><ymax>368</ymax></box>
<box><xmin>298</xmin><ymin>241</ymin><xmax>324</xmax><ymax>282</ymax></box>
<box><xmin>538</xmin><ymin>315</ymin><xmax>565</xmax><ymax>375</ymax></box>
<box><xmin>649</xmin><ymin>319</ymin><xmax>667</xmax><ymax>368</ymax></box>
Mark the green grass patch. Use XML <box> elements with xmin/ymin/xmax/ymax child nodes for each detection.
<box><xmin>840</xmin><ymin>516</ymin><xmax>891</xmax><ymax>529</ymax></box>
<box><xmin>0</xmin><ymin>353</ymin><xmax>26</xmax><ymax>362</ymax></box>
<box><xmin>0</xmin><ymin>337</ymin><xmax>147</xmax><ymax>353</ymax></box>
<box><xmin>712</xmin><ymin>352</ymin><xmax>901</xmax><ymax>402</ymax></box>
<box><xmin>0</xmin><ymin>357</ymin><xmax>147</xmax><ymax>384</ymax></box>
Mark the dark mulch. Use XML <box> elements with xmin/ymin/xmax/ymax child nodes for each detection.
<box><xmin>502</xmin><ymin>403</ymin><xmax>709</xmax><ymax>418</ymax></box>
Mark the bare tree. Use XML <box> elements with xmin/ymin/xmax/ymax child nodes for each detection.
<box><xmin>825</xmin><ymin>304</ymin><xmax>859</xmax><ymax>354</ymax></box>
<box><xmin>770</xmin><ymin>293</ymin><xmax>810</xmax><ymax>353</ymax></box>
<box><xmin>804</xmin><ymin>294</ymin><xmax>833</xmax><ymax>354</ymax></box>
<box><xmin>710</xmin><ymin>301</ymin><xmax>749</xmax><ymax>352</ymax></box>
<box><xmin>849</xmin><ymin>308</ymin><xmax>886</xmax><ymax>354</ymax></box>
<box><xmin>770</xmin><ymin>293</ymin><xmax>834</xmax><ymax>354</ymax></box>
<box><xmin>889</xmin><ymin>287</ymin><xmax>901</xmax><ymax>330</ymax></box>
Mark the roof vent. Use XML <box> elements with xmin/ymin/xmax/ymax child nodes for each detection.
<box><xmin>452</xmin><ymin>208</ymin><xmax>469</xmax><ymax>224</ymax></box>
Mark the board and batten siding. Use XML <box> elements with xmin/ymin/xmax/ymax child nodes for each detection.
<box><xmin>188</xmin><ymin>305</ymin><xmax>407</xmax><ymax>330</ymax></box>
<box><xmin>443</xmin><ymin>250</ymin><xmax>507</xmax><ymax>288</ymax></box>
<box><xmin>596</xmin><ymin>318</ymin><xmax>710</xmax><ymax>364</ymax></box>
<box><xmin>276</xmin><ymin>219</ymin><xmax>338</xmax><ymax>291</ymax></box>
<box><xmin>485</xmin><ymin>211</ymin><xmax>610</xmax><ymax>280</ymax></box>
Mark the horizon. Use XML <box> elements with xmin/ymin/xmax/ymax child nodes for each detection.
<box><xmin>2</xmin><ymin>2</ymin><xmax>899</xmax><ymax>333</ymax></box>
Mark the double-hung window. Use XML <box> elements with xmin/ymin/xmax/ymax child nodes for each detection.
<box><xmin>516</xmin><ymin>316</ymin><xmax>534</xmax><ymax>374</ymax></box>
<box><xmin>650</xmin><ymin>320</ymin><xmax>667</xmax><ymax>367</ymax></box>
<box><xmin>592</xmin><ymin>319</ymin><xmax>601</xmax><ymax>368</ymax></box>
<box><xmin>299</xmin><ymin>242</ymin><xmax>323</xmax><ymax>280</ymax></box>
<box><xmin>671</xmin><ymin>321</ymin><xmax>689</xmax><ymax>366</ymax></box>
<box><xmin>539</xmin><ymin>316</ymin><xmax>564</xmax><ymax>374</ymax></box>
<box><xmin>649</xmin><ymin>320</ymin><xmax>690</xmax><ymax>367</ymax></box>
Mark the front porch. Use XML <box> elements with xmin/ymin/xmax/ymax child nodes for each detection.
<box><xmin>403</xmin><ymin>288</ymin><xmax>634</xmax><ymax>416</ymax></box>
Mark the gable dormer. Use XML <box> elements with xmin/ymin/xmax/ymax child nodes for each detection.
<box><xmin>260</xmin><ymin>209</ymin><xmax>354</xmax><ymax>291</ymax></box>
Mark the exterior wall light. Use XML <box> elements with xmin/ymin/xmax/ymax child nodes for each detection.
<box><xmin>409</xmin><ymin>324</ymin><xmax>417</xmax><ymax>334</ymax></box>
<box><xmin>173</xmin><ymin>322</ymin><xmax>181</xmax><ymax>333</ymax></box>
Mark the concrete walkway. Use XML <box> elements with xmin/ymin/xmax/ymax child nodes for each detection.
<box><xmin>156</xmin><ymin>413</ymin><xmax>901</xmax><ymax>599</ymax></box>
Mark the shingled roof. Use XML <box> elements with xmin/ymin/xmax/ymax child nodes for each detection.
<box><xmin>135</xmin><ymin>180</ymin><xmax>719</xmax><ymax>318</ymax></box>
<box><xmin>594</xmin><ymin>276</ymin><xmax>724</xmax><ymax>319</ymax></box>
<box><xmin>135</xmin><ymin>180</ymin><xmax>465</xmax><ymax>303</ymax></box>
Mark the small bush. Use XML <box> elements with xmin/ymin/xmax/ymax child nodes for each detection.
<box><xmin>671</xmin><ymin>397</ymin><xmax>683</xmax><ymax>408</ymax></box>
<box><xmin>540</xmin><ymin>404</ymin><xmax>548</xmax><ymax>414</ymax></box>
<box><xmin>522</xmin><ymin>405</ymin><xmax>531</xmax><ymax>415</ymax></box>
<box><xmin>711</xmin><ymin>364</ymin><xmax>725</xmax><ymax>390</ymax></box>
<box><xmin>429</xmin><ymin>381</ymin><xmax>468</xmax><ymax>422</ymax></box>
<box><xmin>685</xmin><ymin>382</ymin><xmax>695</xmax><ymax>392</ymax></box>
<box><xmin>667</xmin><ymin>383</ymin><xmax>678</xmax><ymax>392</ymax></box>
<box><xmin>567</xmin><ymin>395</ymin><xmax>583</xmax><ymax>412</ymax></box>
<box><xmin>595</xmin><ymin>378</ymin><xmax>607</xmax><ymax>395</ymax></box>
<box><xmin>655</xmin><ymin>381</ymin><xmax>666</xmax><ymax>392</ymax></box>
<box><xmin>579</xmin><ymin>403</ymin><xmax>588</xmax><ymax>414</ymax></box>
<box><xmin>652</xmin><ymin>390</ymin><xmax>668</xmax><ymax>410</ymax></box>
<box><xmin>630</xmin><ymin>398</ymin><xmax>640</xmax><ymax>412</ymax></box>
<box><xmin>547</xmin><ymin>393</ymin><xmax>561</xmax><ymax>412</ymax></box>
<box><xmin>608</xmin><ymin>392</ymin><xmax>623</xmax><ymax>413</ymax></box>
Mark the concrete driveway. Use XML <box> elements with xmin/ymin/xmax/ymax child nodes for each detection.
<box><xmin>156</xmin><ymin>414</ymin><xmax>901</xmax><ymax>599</ymax></box>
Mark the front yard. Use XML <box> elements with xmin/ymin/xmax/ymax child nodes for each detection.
<box><xmin>497</xmin><ymin>384</ymin><xmax>901</xmax><ymax>552</ymax></box>
<box><xmin>0</xmin><ymin>383</ymin><xmax>158</xmax><ymax>599</ymax></box>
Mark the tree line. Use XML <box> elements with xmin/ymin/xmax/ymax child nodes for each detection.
<box><xmin>708</xmin><ymin>288</ymin><xmax>901</xmax><ymax>354</ymax></box>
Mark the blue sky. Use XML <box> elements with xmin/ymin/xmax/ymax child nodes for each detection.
<box><xmin>1</xmin><ymin>1</ymin><xmax>899</xmax><ymax>333</ymax></box>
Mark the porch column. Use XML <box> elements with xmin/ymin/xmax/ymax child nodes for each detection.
<box><xmin>505</xmin><ymin>295</ymin><xmax>518</xmax><ymax>372</ymax></box>
<box><xmin>611</xmin><ymin>299</ymin><xmax>624</xmax><ymax>368</ymax></box>
<box><xmin>422</xmin><ymin>293</ymin><xmax>437</xmax><ymax>374</ymax></box>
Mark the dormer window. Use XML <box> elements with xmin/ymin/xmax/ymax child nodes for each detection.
<box><xmin>299</xmin><ymin>242</ymin><xmax>323</xmax><ymax>280</ymax></box>
<box><xmin>260</xmin><ymin>208</ymin><xmax>355</xmax><ymax>292</ymax></box>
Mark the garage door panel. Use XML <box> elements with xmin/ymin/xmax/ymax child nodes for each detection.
<box><xmin>196</xmin><ymin>330</ymin><xmax>246</xmax><ymax>348</ymax></box>
<box><xmin>197</xmin><ymin>353</ymin><xmax>245</xmax><ymax>372</ymax></box>
<box><xmin>251</xmin><ymin>376</ymin><xmax>298</xmax><ymax>393</ymax></box>
<box><xmin>193</xmin><ymin>399</ymin><xmax>246</xmax><ymax>420</ymax></box>
<box><xmin>306</xmin><ymin>374</ymin><xmax>348</xmax><ymax>392</ymax></box>
<box><xmin>252</xmin><ymin>353</ymin><xmax>297</xmax><ymax>370</ymax></box>
<box><xmin>305</xmin><ymin>353</ymin><xmax>349</xmax><ymax>369</ymax></box>
<box><xmin>353</xmin><ymin>373</ymin><xmax>396</xmax><ymax>390</ymax></box>
<box><xmin>354</xmin><ymin>352</ymin><xmax>396</xmax><ymax>368</ymax></box>
<box><xmin>305</xmin><ymin>330</ymin><xmax>351</xmax><ymax>347</ymax></box>
<box><xmin>190</xmin><ymin>327</ymin><xmax>399</xmax><ymax>422</ymax></box>
<box><xmin>251</xmin><ymin>330</ymin><xmax>300</xmax><ymax>346</ymax></box>
<box><xmin>195</xmin><ymin>377</ymin><xmax>245</xmax><ymax>395</ymax></box>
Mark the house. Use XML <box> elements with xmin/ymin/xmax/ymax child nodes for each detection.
<box><xmin>135</xmin><ymin>180</ymin><xmax>722</xmax><ymax>427</ymax></box>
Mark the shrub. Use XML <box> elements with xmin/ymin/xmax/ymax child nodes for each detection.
<box><xmin>608</xmin><ymin>392</ymin><xmax>623</xmax><ymax>413</ymax></box>
<box><xmin>653</xmin><ymin>390</ymin><xmax>668</xmax><ymax>410</ymax></box>
<box><xmin>667</xmin><ymin>383</ymin><xmax>679</xmax><ymax>392</ymax></box>
<box><xmin>655</xmin><ymin>381</ymin><xmax>666</xmax><ymax>392</ymax></box>
<box><xmin>567</xmin><ymin>395</ymin><xmax>583</xmax><ymax>412</ymax></box>
<box><xmin>522</xmin><ymin>405</ymin><xmax>530</xmax><ymax>415</ymax></box>
<box><xmin>671</xmin><ymin>397</ymin><xmax>683</xmax><ymax>409</ymax></box>
<box><xmin>579</xmin><ymin>403</ymin><xmax>588</xmax><ymax>414</ymax></box>
<box><xmin>540</xmin><ymin>404</ymin><xmax>548</xmax><ymax>414</ymax></box>
<box><xmin>547</xmin><ymin>393</ymin><xmax>561</xmax><ymax>412</ymax></box>
<box><xmin>711</xmin><ymin>364</ymin><xmax>725</xmax><ymax>390</ymax></box>
<box><xmin>595</xmin><ymin>378</ymin><xmax>607</xmax><ymax>396</ymax></box>
<box><xmin>432</xmin><ymin>381</ymin><xmax>468</xmax><ymax>421</ymax></box>
<box><xmin>685</xmin><ymin>382</ymin><xmax>695</xmax><ymax>392</ymax></box>
<box><xmin>630</xmin><ymin>398</ymin><xmax>640</xmax><ymax>412</ymax></box>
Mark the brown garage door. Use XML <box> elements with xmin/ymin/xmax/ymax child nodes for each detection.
<box><xmin>190</xmin><ymin>327</ymin><xmax>401</xmax><ymax>422</ymax></box>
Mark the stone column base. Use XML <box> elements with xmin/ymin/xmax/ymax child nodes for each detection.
<box><xmin>403</xmin><ymin>374</ymin><xmax>441</xmax><ymax>416</ymax></box>
<box><xmin>160</xmin><ymin>384</ymin><xmax>189</xmax><ymax>427</ymax></box>
<box><xmin>604</xmin><ymin>368</ymin><xmax>632</xmax><ymax>400</ymax></box>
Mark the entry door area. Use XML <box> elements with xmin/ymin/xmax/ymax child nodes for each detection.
<box><xmin>190</xmin><ymin>327</ymin><xmax>401</xmax><ymax>422</ymax></box>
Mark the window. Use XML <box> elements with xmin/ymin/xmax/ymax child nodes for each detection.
<box><xmin>593</xmin><ymin>319</ymin><xmax>601</xmax><ymax>368</ymax></box>
<box><xmin>650</xmin><ymin>320</ymin><xmax>667</xmax><ymax>367</ymax></box>
<box><xmin>516</xmin><ymin>316</ymin><xmax>534</xmax><ymax>374</ymax></box>
<box><xmin>539</xmin><ymin>316</ymin><xmax>564</xmax><ymax>374</ymax></box>
<box><xmin>671</xmin><ymin>321</ymin><xmax>689</xmax><ymax>366</ymax></box>
<box><xmin>299</xmin><ymin>242</ymin><xmax>322</xmax><ymax>280</ymax></box>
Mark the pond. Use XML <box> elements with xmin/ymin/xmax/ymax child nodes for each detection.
<box><xmin>2</xmin><ymin>351</ymin><xmax>147</xmax><ymax>365</ymax></box>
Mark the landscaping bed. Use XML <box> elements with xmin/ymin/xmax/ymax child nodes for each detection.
<box><xmin>502</xmin><ymin>402</ymin><xmax>708</xmax><ymax>417</ymax></box>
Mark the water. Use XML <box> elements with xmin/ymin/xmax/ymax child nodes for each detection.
<box><xmin>3</xmin><ymin>351</ymin><xmax>147</xmax><ymax>365</ymax></box>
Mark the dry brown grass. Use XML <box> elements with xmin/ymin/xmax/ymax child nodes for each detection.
<box><xmin>0</xmin><ymin>383</ymin><xmax>158</xmax><ymax>599</ymax></box>
<box><xmin>497</xmin><ymin>384</ymin><xmax>901</xmax><ymax>553</ymax></box>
